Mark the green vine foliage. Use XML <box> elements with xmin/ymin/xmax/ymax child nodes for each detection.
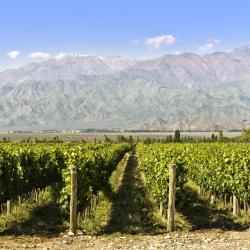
<box><xmin>0</xmin><ymin>144</ymin><xmax>66</xmax><ymax>202</ymax></box>
<box><xmin>183</xmin><ymin>143</ymin><xmax>250</xmax><ymax>200</ymax></box>
<box><xmin>137</xmin><ymin>143</ymin><xmax>250</xmax><ymax>205</ymax></box>
<box><xmin>137</xmin><ymin>143</ymin><xmax>187</xmax><ymax>206</ymax></box>
<box><xmin>59</xmin><ymin>143</ymin><xmax>130</xmax><ymax>211</ymax></box>
<box><xmin>0</xmin><ymin>143</ymin><xmax>130</xmax><ymax>212</ymax></box>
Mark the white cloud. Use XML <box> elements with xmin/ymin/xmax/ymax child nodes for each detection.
<box><xmin>132</xmin><ymin>39</ymin><xmax>140</xmax><ymax>46</ymax></box>
<box><xmin>145</xmin><ymin>34</ymin><xmax>176</xmax><ymax>49</ymax></box>
<box><xmin>28</xmin><ymin>51</ymin><xmax>50</xmax><ymax>59</ymax></box>
<box><xmin>198</xmin><ymin>39</ymin><xmax>220</xmax><ymax>54</ymax></box>
<box><xmin>55</xmin><ymin>52</ymin><xmax>67</xmax><ymax>60</ymax></box>
<box><xmin>7</xmin><ymin>50</ymin><xmax>20</xmax><ymax>59</ymax></box>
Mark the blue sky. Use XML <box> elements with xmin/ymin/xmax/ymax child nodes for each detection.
<box><xmin>1</xmin><ymin>0</ymin><xmax>250</xmax><ymax>70</ymax></box>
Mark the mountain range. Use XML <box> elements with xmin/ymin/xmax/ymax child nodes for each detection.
<box><xmin>1</xmin><ymin>46</ymin><xmax>250</xmax><ymax>131</ymax></box>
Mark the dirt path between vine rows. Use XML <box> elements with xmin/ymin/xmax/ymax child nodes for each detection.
<box><xmin>1</xmin><ymin>153</ymin><xmax>250</xmax><ymax>249</ymax></box>
<box><xmin>103</xmin><ymin>154</ymin><xmax>163</xmax><ymax>234</ymax></box>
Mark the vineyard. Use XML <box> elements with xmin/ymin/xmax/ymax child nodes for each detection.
<box><xmin>0</xmin><ymin>143</ymin><xmax>130</xmax><ymax>214</ymax></box>
<box><xmin>0</xmin><ymin>141</ymin><xmax>250</xmax><ymax>238</ymax></box>
<box><xmin>137</xmin><ymin>142</ymin><xmax>250</xmax><ymax>218</ymax></box>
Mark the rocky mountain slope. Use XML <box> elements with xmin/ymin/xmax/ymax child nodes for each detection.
<box><xmin>0</xmin><ymin>47</ymin><xmax>250</xmax><ymax>130</ymax></box>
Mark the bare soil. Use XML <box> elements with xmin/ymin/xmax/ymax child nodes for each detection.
<box><xmin>1</xmin><ymin>230</ymin><xmax>250</xmax><ymax>249</ymax></box>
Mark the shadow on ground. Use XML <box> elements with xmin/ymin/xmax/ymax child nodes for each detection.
<box><xmin>177</xmin><ymin>184</ymin><xmax>248</xmax><ymax>231</ymax></box>
<box><xmin>104</xmin><ymin>154</ymin><xmax>164</xmax><ymax>234</ymax></box>
<box><xmin>0</xmin><ymin>203</ymin><xmax>65</xmax><ymax>237</ymax></box>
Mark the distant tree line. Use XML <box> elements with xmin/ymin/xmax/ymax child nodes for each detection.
<box><xmin>0</xmin><ymin>129</ymin><xmax>249</xmax><ymax>144</ymax></box>
<box><xmin>114</xmin><ymin>130</ymin><xmax>250</xmax><ymax>144</ymax></box>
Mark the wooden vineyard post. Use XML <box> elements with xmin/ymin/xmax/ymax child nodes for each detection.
<box><xmin>244</xmin><ymin>200</ymin><xmax>247</xmax><ymax>216</ymax></box>
<box><xmin>159</xmin><ymin>201</ymin><xmax>163</xmax><ymax>216</ymax></box>
<box><xmin>70</xmin><ymin>165</ymin><xmax>77</xmax><ymax>235</ymax></box>
<box><xmin>230</xmin><ymin>195</ymin><xmax>233</xmax><ymax>207</ymax></box>
<box><xmin>6</xmin><ymin>200</ymin><xmax>11</xmax><ymax>215</ymax></box>
<box><xmin>167</xmin><ymin>164</ymin><xmax>176</xmax><ymax>232</ymax></box>
<box><xmin>233</xmin><ymin>195</ymin><xmax>239</xmax><ymax>216</ymax></box>
<box><xmin>210</xmin><ymin>193</ymin><xmax>215</xmax><ymax>206</ymax></box>
<box><xmin>247</xmin><ymin>202</ymin><xmax>250</xmax><ymax>216</ymax></box>
<box><xmin>224</xmin><ymin>193</ymin><xmax>227</xmax><ymax>208</ymax></box>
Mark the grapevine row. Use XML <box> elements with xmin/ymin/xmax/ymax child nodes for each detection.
<box><xmin>136</xmin><ymin>143</ymin><xmax>250</xmax><ymax>211</ymax></box>
<box><xmin>0</xmin><ymin>143</ymin><xmax>130</xmax><ymax>213</ymax></box>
